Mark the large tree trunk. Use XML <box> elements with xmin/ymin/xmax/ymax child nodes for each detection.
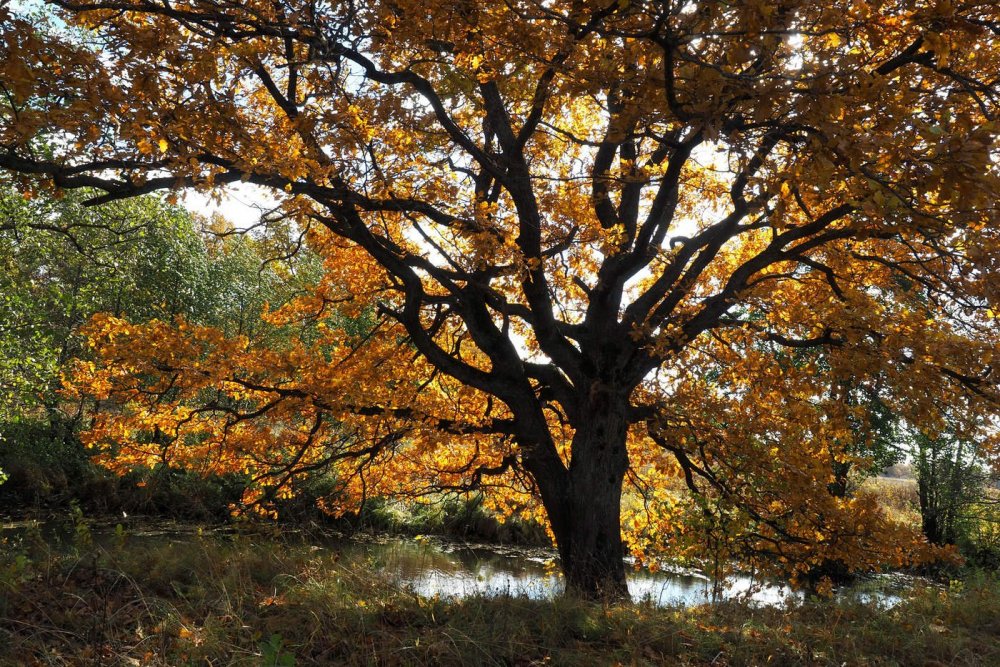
<box><xmin>561</xmin><ymin>463</ymin><xmax>629</xmax><ymax>599</ymax></box>
<box><xmin>532</xmin><ymin>391</ymin><xmax>631</xmax><ymax>600</ymax></box>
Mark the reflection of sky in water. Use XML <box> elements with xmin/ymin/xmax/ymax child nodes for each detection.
<box><xmin>351</xmin><ymin>539</ymin><xmax>800</xmax><ymax>607</ymax></box>
<box><xmin>403</xmin><ymin>566</ymin><xmax>798</xmax><ymax>607</ymax></box>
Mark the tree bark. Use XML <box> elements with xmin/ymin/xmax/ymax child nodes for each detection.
<box><xmin>533</xmin><ymin>391</ymin><xmax>631</xmax><ymax>600</ymax></box>
<box><xmin>561</xmin><ymin>465</ymin><xmax>629</xmax><ymax>600</ymax></box>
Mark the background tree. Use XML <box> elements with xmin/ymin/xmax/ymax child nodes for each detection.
<box><xmin>0</xmin><ymin>188</ymin><xmax>208</xmax><ymax>502</ymax></box>
<box><xmin>2</xmin><ymin>0</ymin><xmax>998</xmax><ymax>597</ymax></box>
<box><xmin>0</xmin><ymin>186</ymin><xmax>321</xmax><ymax>509</ymax></box>
<box><xmin>912</xmin><ymin>425</ymin><xmax>994</xmax><ymax>548</ymax></box>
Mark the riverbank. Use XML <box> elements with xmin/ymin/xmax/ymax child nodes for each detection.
<box><xmin>3</xmin><ymin>528</ymin><xmax>998</xmax><ymax>666</ymax></box>
<box><xmin>0</xmin><ymin>515</ymin><xmax>784</xmax><ymax>607</ymax></box>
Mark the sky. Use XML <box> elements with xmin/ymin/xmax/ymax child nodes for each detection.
<box><xmin>181</xmin><ymin>184</ymin><xmax>281</xmax><ymax>231</ymax></box>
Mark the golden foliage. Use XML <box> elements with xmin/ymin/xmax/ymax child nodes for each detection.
<box><xmin>3</xmin><ymin>0</ymin><xmax>999</xmax><ymax>585</ymax></box>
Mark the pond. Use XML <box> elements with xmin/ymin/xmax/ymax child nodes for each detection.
<box><xmin>1</xmin><ymin>517</ymin><xmax>904</xmax><ymax>607</ymax></box>
<box><xmin>337</xmin><ymin>536</ymin><xmax>796</xmax><ymax>606</ymax></box>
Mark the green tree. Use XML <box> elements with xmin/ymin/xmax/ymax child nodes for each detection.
<box><xmin>0</xmin><ymin>187</ymin><xmax>320</xmax><ymax>503</ymax></box>
<box><xmin>914</xmin><ymin>429</ymin><xmax>991</xmax><ymax>548</ymax></box>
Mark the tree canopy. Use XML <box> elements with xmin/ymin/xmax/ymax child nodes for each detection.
<box><xmin>0</xmin><ymin>186</ymin><xmax>320</xmax><ymax>418</ymax></box>
<box><xmin>2</xmin><ymin>0</ymin><xmax>999</xmax><ymax>597</ymax></box>
<box><xmin>0</xmin><ymin>184</ymin><xmax>322</xmax><ymax>506</ymax></box>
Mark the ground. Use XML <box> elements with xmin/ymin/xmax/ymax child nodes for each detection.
<box><xmin>2</xmin><ymin>523</ymin><xmax>999</xmax><ymax>666</ymax></box>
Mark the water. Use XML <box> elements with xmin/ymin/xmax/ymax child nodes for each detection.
<box><xmin>314</xmin><ymin>535</ymin><xmax>796</xmax><ymax>606</ymax></box>
<box><xmin>1</xmin><ymin>518</ymin><xmax>904</xmax><ymax>607</ymax></box>
<box><xmin>329</xmin><ymin>539</ymin><xmax>907</xmax><ymax>607</ymax></box>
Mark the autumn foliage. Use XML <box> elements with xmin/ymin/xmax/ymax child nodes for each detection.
<box><xmin>3</xmin><ymin>0</ymin><xmax>999</xmax><ymax>595</ymax></box>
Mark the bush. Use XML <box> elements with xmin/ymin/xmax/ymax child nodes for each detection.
<box><xmin>353</xmin><ymin>494</ymin><xmax>550</xmax><ymax>545</ymax></box>
<box><xmin>0</xmin><ymin>418</ymin><xmax>91</xmax><ymax>508</ymax></box>
<box><xmin>0</xmin><ymin>418</ymin><xmax>247</xmax><ymax>519</ymax></box>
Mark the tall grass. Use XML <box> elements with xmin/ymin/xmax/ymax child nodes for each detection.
<box><xmin>859</xmin><ymin>476</ymin><xmax>922</xmax><ymax>529</ymax></box>
<box><xmin>2</xmin><ymin>528</ymin><xmax>999</xmax><ymax>666</ymax></box>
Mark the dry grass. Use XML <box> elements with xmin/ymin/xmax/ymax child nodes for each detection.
<box><xmin>2</xmin><ymin>529</ymin><xmax>1000</xmax><ymax>666</ymax></box>
<box><xmin>860</xmin><ymin>476</ymin><xmax>922</xmax><ymax>528</ymax></box>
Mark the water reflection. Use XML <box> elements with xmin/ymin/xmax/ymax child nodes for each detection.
<box><xmin>338</xmin><ymin>537</ymin><xmax>797</xmax><ymax>607</ymax></box>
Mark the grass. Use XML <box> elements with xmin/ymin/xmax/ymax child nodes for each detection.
<box><xmin>859</xmin><ymin>476</ymin><xmax>922</xmax><ymax>529</ymax></box>
<box><xmin>2</xmin><ymin>527</ymin><xmax>1000</xmax><ymax>666</ymax></box>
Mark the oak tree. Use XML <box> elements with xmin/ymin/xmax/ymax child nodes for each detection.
<box><xmin>3</xmin><ymin>0</ymin><xmax>999</xmax><ymax>597</ymax></box>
